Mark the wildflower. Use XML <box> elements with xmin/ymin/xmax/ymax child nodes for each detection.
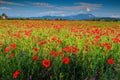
<box><xmin>85</xmin><ymin>45</ymin><xmax>89</xmax><ymax>51</ymax></box>
<box><xmin>0</xmin><ymin>43</ymin><xmax>2</xmax><ymax>47</ymax></box>
<box><xmin>70</xmin><ymin>46</ymin><xmax>76</xmax><ymax>53</ymax></box>
<box><xmin>50</xmin><ymin>51</ymin><xmax>58</xmax><ymax>57</ymax></box>
<box><xmin>111</xmin><ymin>38</ymin><xmax>120</xmax><ymax>43</ymax></box>
<box><xmin>19</xmin><ymin>50</ymin><xmax>25</xmax><ymax>57</ymax></box>
<box><xmin>17</xmin><ymin>33</ymin><xmax>21</xmax><ymax>38</ymax></box>
<box><xmin>24</xmin><ymin>31</ymin><xmax>31</xmax><ymax>37</ymax></box>
<box><xmin>38</xmin><ymin>40</ymin><xmax>47</xmax><ymax>45</ymax></box>
<box><xmin>11</xmin><ymin>43</ymin><xmax>16</xmax><ymax>49</ymax></box>
<box><xmin>13</xmin><ymin>71</ymin><xmax>21</xmax><ymax>78</ymax></box>
<box><xmin>51</xmin><ymin>36</ymin><xmax>56</xmax><ymax>41</ymax></box>
<box><xmin>71</xmin><ymin>48</ymin><xmax>76</xmax><ymax>53</ymax></box>
<box><xmin>57</xmin><ymin>38</ymin><xmax>62</xmax><ymax>43</ymax></box>
<box><xmin>62</xmin><ymin>57</ymin><xmax>70</xmax><ymax>64</ymax></box>
<box><xmin>42</xmin><ymin>59</ymin><xmax>50</xmax><ymax>68</ymax></box>
<box><xmin>10</xmin><ymin>53</ymin><xmax>15</xmax><ymax>57</ymax></box>
<box><xmin>106</xmin><ymin>45</ymin><xmax>111</xmax><ymax>50</ymax></box>
<box><xmin>33</xmin><ymin>55</ymin><xmax>38</xmax><ymax>61</ymax></box>
<box><xmin>5</xmin><ymin>47</ymin><xmax>10</xmax><ymax>53</ymax></box>
<box><xmin>76</xmin><ymin>48</ymin><xmax>80</xmax><ymax>51</ymax></box>
<box><xmin>107</xmin><ymin>59</ymin><xmax>114</xmax><ymax>65</ymax></box>
<box><xmin>34</xmin><ymin>47</ymin><xmax>39</xmax><ymax>53</ymax></box>
<box><xmin>99</xmin><ymin>43</ymin><xmax>103</xmax><ymax>47</ymax></box>
<box><xmin>63</xmin><ymin>46</ymin><xmax>70</xmax><ymax>52</ymax></box>
<box><xmin>48</xmin><ymin>39</ymin><xmax>50</xmax><ymax>42</ymax></box>
<box><xmin>95</xmin><ymin>35</ymin><xmax>100</xmax><ymax>39</ymax></box>
<box><xmin>58</xmin><ymin>51</ymin><xmax>64</xmax><ymax>56</ymax></box>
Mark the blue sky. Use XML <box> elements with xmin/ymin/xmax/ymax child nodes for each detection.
<box><xmin>0</xmin><ymin>0</ymin><xmax>120</xmax><ymax>17</ymax></box>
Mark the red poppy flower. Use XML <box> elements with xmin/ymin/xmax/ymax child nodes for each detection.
<box><xmin>13</xmin><ymin>70</ymin><xmax>21</xmax><ymax>78</ymax></box>
<box><xmin>62</xmin><ymin>57</ymin><xmax>70</xmax><ymax>64</ymax></box>
<box><xmin>111</xmin><ymin>38</ymin><xmax>120</xmax><ymax>43</ymax></box>
<box><xmin>107</xmin><ymin>59</ymin><xmax>114</xmax><ymax>65</ymax></box>
<box><xmin>63</xmin><ymin>46</ymin><xmax>70</xmax><ymax>52</ymax></box>
<box><xmin>42</xmin><ymin>59</ymin><xmax>50</xmax><ymax>68</ymax></box>
<box><xmin>17</xmin><ymin>33</ymin><xmax>21</xmax><ymax>38</ymax></box>
<box><xmin>34</xmin><ymin>47</ymin><xmax>39</xmax><ymax>53</ymax></box>
<box><xmin>50</xmin><ymin>51</ymin><xmax>58</xmax><ymax>57</ymax></box>
<box><xmin>92</xmin><ymin>38</ymin><xmax>99</xmax><ymax>45</ymax></box>
<box><xmin>71</xmin><ymin>48</ymin><xmax>76</xmax><ymax>53</ymax></box>
<box><xmin>95</xmin><ymin>36</ymin><xmax>100</xmax><ymax>39</ymax></box>
<box><xmin>57</xmin><ymin>38</ymin><xmax>62</xmax><ymax>43</ymax></box>
<box><xmin>76</xmin><ymin>48</ymin><xmax>80</xmax><ymax>51</ymax></box>
<box><xmin>48</xmin><ymin>39</ymin><xmax>50</xmax><ymax>42</ymax></box>
<box><xmin>10</xmin><ymin>53</ymin><xmax>15</xmax><ymax>57</ymax></box>
<box><xmin>13</xmin><ymin>33</ymin><xmax>21</xmax><ymax>38</ymax></box>
<box><xmin>85</xmin><ymin>45</ymin><xmax>89</xmax><ymax>51</ymax></box>
<box><xmin>51</xmin><ymin>36</ymin><xmax>56</xmax><ymax>41</ymax></box>
<box><xmin>11</xmin><ymin>43</ymin><xmax>16</xmax><ymax>49</ymax></box>
<box><xmin>103</xmin><ymin>42</ymin><xmax>110</xmax><ymax>46</ymax></box>
<box><xmin>58</xmin><ymin>51</ymin><xmax>64</xmax><ymax>56</ymax></box>
<box><xmin>38</xmin><ymin>40</ymin><xmax>47</xmax><ymax>45</ymax></box>
<box><xmin>5</xmin><ymin>47</ymin><xmax>10</xmax><ymax>53</ymax></box>
<box><xmin>99</xmin><ymin>43</ymin><xmax>103</xmax><ymax>47</ymax></box>
<box><xmin>33</xmin><ymin>55</ymin><xmax>38</xmax><ymax>61</ymax></box>
<box><xmin>106</xmin><ymin>45</ymin><xmax>111</xmax><ymax>50</ymax></box>
<box><xmin>0</xmin><ymin>43</ymin><xmax>2</xmax><ymax>47</ymax></box>
<box><xmin>24</xmin><ymin>31</ymin><xmax>32</xmax><ymax>37</ymax></box>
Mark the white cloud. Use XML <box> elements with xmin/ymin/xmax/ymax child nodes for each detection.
<box><xmin>37</xmin><ymin>11</ymin><xmax>64</xmax><ymax>16</ymax></box>
<box><xmin>57</xmin><ymin>6</ymin><xmax>83</xmax><ymax>10</ymax></box>
<box><xmin>25</xmin><ymin>2</ymin><xmax>101</xmax><ymax>11</ymax></box>
<box><xmin>57</xmin><ymin>2</ymin><xmax>102</xmax><ymax>11</ymax></box>
<box><xmin>25</xmin><ymin>2</ymin><xmax>55</xmax><ymax>7</ymax></box>
<box><xmin>86</xmin><ymin>8</ymin><xmax>90</xmax><ymax>12</ymax></box>
<box><xmin>36</xmin><ymin>10</ymin><xmax>84</xmax><ymax>16</ymax></box>
<box><xmin>0</xmin><ymin>7</ymin><xmax>11</xmax><ymax>10</ymax></box>
<box><xmin>79</xmin><ymin>2</ymin><xmax>102</xmax><ymax>9</ymax></box>
<box><xmin>111</xmin><ymin>15</ymin><xmax>120</xmax><ymax>18</ymax></box>
<box><xmin>33</xmin><ymin>3</ymin><xmax>54</xmax><ymax>7</ymax></box>
<box><xmin>0</xmin><ymin>1</ymin><xmax>25</xmax><ymax>6</ymax></box>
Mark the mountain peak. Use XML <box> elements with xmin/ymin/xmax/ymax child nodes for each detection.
<box><xmin>32</xmin><ymin>13</ymin><xmax>96</xmax><ymax>20</ymax></box>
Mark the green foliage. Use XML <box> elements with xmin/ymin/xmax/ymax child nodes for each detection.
<box><xmin>0</xmin><ymin>20</ymin><xmax>120</xmax><ymax>80</ymax></box>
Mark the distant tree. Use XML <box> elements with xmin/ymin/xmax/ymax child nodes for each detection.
<box><xmin>0</xmin><ymin>16</ymin><xmax>1</xmax><ymax>19</ymax></box>
<box><xmin>114</xmin><ymin>19</ymin><xmax>118</xmax><ymax>22</ymax></box>
<box><xmin>2</xmin><ymin>13</ymin><xmax>8</xmax><ymax>20</ymax></box>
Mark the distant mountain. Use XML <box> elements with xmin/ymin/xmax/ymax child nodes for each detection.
<box><xmin>8</xmin><ymin>14</ymin><xmax>120</xmax><ymax>21</ymax></box>
<box><xmin>64</xmin><ymin>14</ymin><xmax>95</xmax><ymax>20</ymax></box>
<box><xmin>31</xmin><ymin>14</ymin><xmax>96</xmax><ymax>20</ymax></box>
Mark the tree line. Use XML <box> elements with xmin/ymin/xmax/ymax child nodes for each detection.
<box><xmin>0</xmin><ymin>13</ymin><xmax>120</xmax><ymax>22</ymax></box>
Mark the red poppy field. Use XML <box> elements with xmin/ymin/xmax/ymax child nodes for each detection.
<box><xmin>0</xmin><ymin>20</ymin><xmax>120</xmax><ymax>80</ymax></box>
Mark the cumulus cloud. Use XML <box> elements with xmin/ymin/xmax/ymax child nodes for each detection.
<box><xmin>111</xmin><ymin>15</ymin><xmax>120</xmax><ymax>18</ymax></box>
<box><xmin>37</xmin><ymin>11</ymin><xmax>64</xmax><ymax>16</ymax></box>
<box><xmin>36</xmin><ymin>10</ymin><xmax>84</xmax><ymax>16</ymax></box>
<box><xmin>79</xmin><ymin>2</ymin><xmax>102</xmax><ymax>9</ymax></box>
<box><xmin>25</xmin><ymin>1</ymin><xmax>101</xmax><ymax>11</ymax></box>
<box><xmin>0</xmin><ymin>7</ymin><xmax>11</xmax><ymax>10</ymax></box>
<box><xmin>0</xmin><ymin>1</ymin><xmax>25</xmax><ymax>6</ymax></box>
<box><xmin>86</xmin><ymin>8</ymin><xmax>90</xmax><ymax>12</ymax></box>
<box><xmin>25</xmin><ymin>2</ymin><xmax>55</xmax><ymax>7</ymax></box>
<box><xmin>57</xmin><ymin>2</ymin><xmax>102</xmax><ymax>11</ymax></box>
<box><xmin>33</xmin><ymin>3</ymin><xmax>54</xmax><ymax>7</ymax></box>
<box><xmin>40</xmin><ymin>2</ymin><xmax>101</xmax><ymax>16</ymax></box>
<box><xmin>0</xmin><ymin>1</ymin><xmax>102</xmax><ymax>17</ymax></box>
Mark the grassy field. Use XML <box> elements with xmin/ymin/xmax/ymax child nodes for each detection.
<box><xmin>0</xmin><ymin>20</ymin><xmax>120</xmax><ymax>80</ymax></box>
